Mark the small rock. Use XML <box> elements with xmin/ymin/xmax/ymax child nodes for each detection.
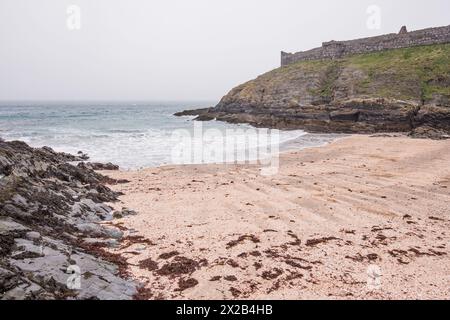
<box><xmin>90</xmin><ymin>162</ymin><xmax>120</xmax><ymax>170</ymax></box>
<box><xmin>121</xmin><ymin>208</ymin><xmax>138</xmax><ymax>216</ymax></box>
<box><xmin>113</xmin><ymin>211</ymin><xmax>123</xmax><ymax>219</ymax></box>
<box><xmin>409</xmin><ymin>126</ymin><xmax>450</xmax><ymax>140</ymax></box>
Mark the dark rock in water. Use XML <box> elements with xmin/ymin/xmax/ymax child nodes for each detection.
<box><xmin>174</xmin><ymin>108</ymin><xmax>212</xmax><ymax>117</ymax></box>
<box><xmin>0</xmin><ymin>140</ymin><xmax>136</xmax><ymax>300</ymax></box>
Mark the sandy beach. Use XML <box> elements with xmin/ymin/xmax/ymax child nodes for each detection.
<box><xmin>103</xmin><ymin>135</ymin><xmax>450</xmax><ymax>300</ymax></box>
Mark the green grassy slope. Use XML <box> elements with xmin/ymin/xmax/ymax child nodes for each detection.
<box><xmin>247</xmin><ymin>43</ymin><xmax>450</xmax><ymax>106</ymax></box>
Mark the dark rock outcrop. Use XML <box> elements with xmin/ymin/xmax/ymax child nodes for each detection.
<box><xmin>176</xmin><ymin>44</ymin><xmax>450</xmax><ymax>136</ymax></box>
<box><xmin>0</xmin><ymin>140</ymin><xmax>136</xmax><ymax>300</ymax></box>
<box><xmin>78</xmin><ymin>162</ymin><xmax>120</xmax><ymax>171</ymax></box>
<box><xmin>408</xmin><ymin>126</ymin><xmax>450</xmax><ymax>140</ymax></box>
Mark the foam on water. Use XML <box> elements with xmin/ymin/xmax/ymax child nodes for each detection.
<box><xmin>0</xmin><ymin>102</ymin><xmax>336</xmax><ymax>169</ymax></box>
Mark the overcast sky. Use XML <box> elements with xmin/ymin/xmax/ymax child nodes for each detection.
<box><xmin>0</xmin><ymin>0</ymin><xmax>449</xmax><ymax>102</ymax></box>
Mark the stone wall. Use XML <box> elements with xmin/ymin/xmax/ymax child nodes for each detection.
<box><xmin>281</xmin><ymin>25</ymin><xmax>450</xmax><ymax>66</ymax></box>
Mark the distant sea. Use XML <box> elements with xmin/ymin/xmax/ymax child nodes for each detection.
<box><xmin>0</xmin><ymin>102</ymin><xmax>338</xmax><ymax>169</ymax></box>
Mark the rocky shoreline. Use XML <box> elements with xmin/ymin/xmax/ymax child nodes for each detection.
<box><xmin>175</xmin><ymin>44</ymin><xmax>450</xmax><ymax>138</ymax></box>
<box><xmin>0</xmin><ymin>138</ymin><xmax>140</xmax><ymax>300</ymax></box>
<box><xmin>175</xmin><ymin>99</ymin><xmax>450</xmax><ymax>138</ymax></box>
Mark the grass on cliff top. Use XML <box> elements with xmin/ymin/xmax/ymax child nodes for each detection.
<box><xmin>275</xmin><ymin>43</ymin><xmax>450</xmax><ymax>103</ymax></box>
<box><xmin>350</xmin><ymin>44</ymin><xmax>450</xmax><ymax>102</ymax></box>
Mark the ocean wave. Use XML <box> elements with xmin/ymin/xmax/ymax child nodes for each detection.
<box><xmin>0</xmin><ymin>103</ymin><xmax>336</xmax><ymax>169</ymax></box>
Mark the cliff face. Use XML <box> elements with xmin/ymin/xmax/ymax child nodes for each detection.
<box><xmin>177</xmin><ymin>44</ymin><xmax>450</xmax><ymax>134</ymax></box>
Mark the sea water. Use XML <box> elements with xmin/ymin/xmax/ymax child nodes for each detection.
<box><xmin>0</xmin><ymin>102</ymin><xmax>338</xmax><ymax>170</ymax></box>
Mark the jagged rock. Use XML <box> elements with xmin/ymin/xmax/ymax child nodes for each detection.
<box><xmin>0</xmin><ymin>217</ymin><xmax>29</xmax><ymax>234</ymax></box>
<box><xmin>25</xmin><ymin>232</ymin><xmax>41</xmax><ymax>241</ymax></box>
<box><xmin>78</xmin><ymin>162</ymin><xmax>119</xmax><ymax>171</ymax></box>
<box><xmin>0</xmin><ymin>139</ymin><xmax>136</xmax><ymax>300</ymax></box>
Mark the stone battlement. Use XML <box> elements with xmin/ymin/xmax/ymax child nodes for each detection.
<box><xmin>281</xmin><ymin>25</ymin><xmax>450</xmax><ymax>66</ymax></box>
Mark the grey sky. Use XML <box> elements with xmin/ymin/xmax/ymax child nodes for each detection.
<box><xmin>0</xmin><ymin>0</ymin><xmax>449</xmax><ymax>102</ymax></box>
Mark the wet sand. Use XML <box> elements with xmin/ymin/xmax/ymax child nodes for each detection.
<box><xmin>103</xmin><ymin>135</ymin><xmax>450</xmax><ymax>300</ymax></box>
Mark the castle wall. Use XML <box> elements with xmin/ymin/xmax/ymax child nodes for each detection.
<box><xmin>281</xmin><ymin>25</ymin><xmax>450</xmax><ymax>66</ymax></box>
